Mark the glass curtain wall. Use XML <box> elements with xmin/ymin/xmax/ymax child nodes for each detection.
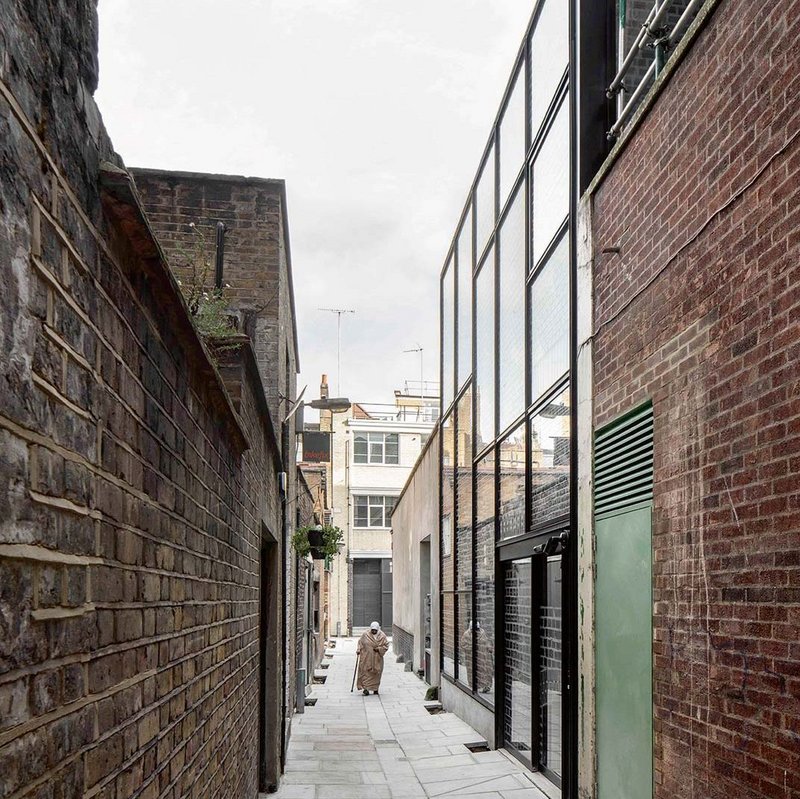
<box><xmin>440</xmin><ymin>0</ymin><xmax>571</xmax><ymax>761</ymax></box>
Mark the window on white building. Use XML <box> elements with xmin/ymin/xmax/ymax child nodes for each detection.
<box><xmin>353</xmin><ymin>432</ymin><xmax>399</xmax><ymax>464</ymax></box>
<box><xmin>353</xmin><ymin>495</ymin><xmax>397</xmax><ymax>528</ymax></box>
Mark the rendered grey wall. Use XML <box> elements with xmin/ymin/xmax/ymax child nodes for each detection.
<box><xmin>391</xmin><ymin>429</ymin><xmax>440</xmax><ymax>680</ymax></box>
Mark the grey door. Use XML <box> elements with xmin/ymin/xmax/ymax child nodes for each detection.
<box><xmin>352</xmin><ymin>559</ymin><xmax>381</xmax><ymax>628</ymax></box>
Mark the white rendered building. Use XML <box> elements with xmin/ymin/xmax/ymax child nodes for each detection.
<box><xmin>320</xmin><ymin>379</ymin><xmax>438</xmax><ymax>636</ymax></box>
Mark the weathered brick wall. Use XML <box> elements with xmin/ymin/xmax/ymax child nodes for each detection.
<box><xmin>130</xmin><ymin>170</ymin><xmax>299</xmax><ymax>438</ymax></box>
<box><xmin>0</xmin><ymin>2</ymin><xmax>283</xmax><ymax>797</ymax></box>
<box><xmin>591</xmin><ymin>1</ymin><xmax>800</xmax><ymax>796</ymax></box>
<box><xmin>130</xmin><ymin>168</ymin><xmax>302</xmax><ymax>769</ymax></box>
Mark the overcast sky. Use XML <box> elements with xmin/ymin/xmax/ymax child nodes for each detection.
<box><xmin>96</xmin><ymin>1</ymin><xmax>533</xmax><ymax>407</ymax></box>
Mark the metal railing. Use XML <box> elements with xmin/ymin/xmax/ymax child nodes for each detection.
<box><xmin>355</xmin><ymin>401</ymin><xmax>440</xmax><ymax>423</ymax></box>
<box><xmin>607</xmin><ymin>0</ymin><xmax>705</xmax><ymax>138</ymax></box>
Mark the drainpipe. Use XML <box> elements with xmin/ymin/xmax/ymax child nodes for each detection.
<box><xmin>214</xmin><ymin>221</ymin><xmax>226</xmax><ymax>289</ymax></box>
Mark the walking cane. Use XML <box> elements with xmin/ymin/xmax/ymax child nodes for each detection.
<box><xmin>351</xmin><ymin>654</ymin><xmax>359</xmax><ymax>693</ymax></box>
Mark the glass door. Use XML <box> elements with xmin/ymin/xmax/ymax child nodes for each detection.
<box><xmin>503</xmin><ymin>558</ymin><xmax>533</xmax><ymax>766</ymax></box>
<box><xmin>500</xmin><ymin>531</ymin><xmax>567</xmax><ymax>789</ymax></box>
<box><xmin>537</xmin><ymin>553</ymin><xmax>563</xmax><ymax>784</ymax></box>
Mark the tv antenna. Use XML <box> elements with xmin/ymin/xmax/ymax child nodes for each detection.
<box><xmin>319</xmin><ymin>308</ymin><xmax>355</xmax><ymax>394</ymax></box>
<box><xmin>403</xmin><ymin>344</ymin><xmax>424</xmax><ymax>400</ymax></box>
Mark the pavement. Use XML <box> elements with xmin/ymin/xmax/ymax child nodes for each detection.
<box><xmin>267</xmin><ymin>638</ymin><xmax>552</xmax><ymax>799</ymax></box>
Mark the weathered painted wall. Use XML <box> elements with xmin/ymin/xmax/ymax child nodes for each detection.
<box><xmin>391</xmin><ymin>428</ymin><xmax>440</xmax><ymax>678</ymax></box>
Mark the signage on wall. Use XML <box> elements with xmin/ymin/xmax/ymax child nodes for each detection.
<box><xmin>303</xmin><ymin>431</ymin><xmax>331</xmax><ymax>463</ymax></box>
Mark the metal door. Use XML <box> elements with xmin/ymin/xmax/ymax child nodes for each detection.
<box><xmin>352</xmin><ymin>559</ymin><xmax>381</xmax><ymax>628</ymax></box>
<box><xmin>498</xmin><ymin>529</ymin><xmax>568</xmax><ymax>789</ymax></box>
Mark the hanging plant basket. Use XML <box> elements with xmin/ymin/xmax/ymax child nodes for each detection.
<box><xmin>306</xmin><ymin>528</ymin><xmax>326</xmax><ymax>558</ymax></box>
<box><xmin>292</xmin><ymin>524</ymin><xmax>344</xmax><ymax>560</ymax></box>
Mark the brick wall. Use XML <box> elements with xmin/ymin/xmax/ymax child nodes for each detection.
<box><xmin>591</xmin><ymin>1</ymin><xmax>800</xmax><ymax>796</ymax></box>
<box><xmin>0</xmin><ymin>2</ymin><xmax>285</xmax><ymax>797</ymax></box>
<box><xmin>392</xmin><ymin>625</ymin><xmax>414</xmax><ymax>665</ymax></box>
<box><xmin>131</xmin><ymin>168</ymin><xmax>303</xmax><ymax>775</ymax></box>
<box><xmin>130</xmin><ymin>169</ymin><xmax>299</xmax><ymax>439</ymax></box>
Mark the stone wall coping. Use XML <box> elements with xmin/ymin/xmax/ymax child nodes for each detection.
<box><xmin>210</xmin><ymin>334</ymin><xmax>283</xmax><ymax>472</ymax></box>
<box><xmin>129</xmin><ymin>167</ymin><xmax>301</xmax><ymax>371</ymax></box>
<box><xmin>99</xmin><ymin>162</ymin><xmax>250</xmax><ymax>454</ymax></box>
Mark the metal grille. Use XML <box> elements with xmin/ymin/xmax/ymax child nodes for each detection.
<box><xmin>594</xmin><ymin>403</ymin><xmax>654</xmax><ymax>516</ymax></box>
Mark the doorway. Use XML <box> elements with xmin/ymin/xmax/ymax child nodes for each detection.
<box><xmin>352</xmin><ymin>558</ymin><xmax>393</xmax><ymax>630</ymax></box>
<box><xmin>499</xmin><ymin>530</ymin><xmax>567</xmax><ymax>792</ymax></box>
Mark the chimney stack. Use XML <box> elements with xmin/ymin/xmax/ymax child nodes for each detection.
<box><xmin>320</xmin><ymin>374</ymin><xmax>329</xmax><ymax>400</ymax></box>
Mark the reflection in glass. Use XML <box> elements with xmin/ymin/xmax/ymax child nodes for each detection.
<box><xmin>499</xmin><ymin>423</ymin><xmax>526</xmax><ymax>540</ymax></box>
<box><xmin>475</xmin><ymin>250</ymin><xmax>495</xmax><ymax>452</ymax></box>
<box><xmin>532</xmin><ymin>100</ymin><xmax>569</xmax><ymax>266</ymax></box>
<box><xmin>475</xmin><ymin>144</ymin><xmax>496</xmax><ymax>258</ymax></box>
<box><xmin>530</xmin><ymin>0</ymin><xmax>569</xmax><ymax>140</ymax></box>
<box><xmin>475</xmin><ymin>451</ymin><xmax>496</xmax><ymax>703</ymax></box>
<box><xmin>530</xmin><ymin>233</ymin><xmax>569</xmax><ymax>403</ymax></box>
<box><xmin>455</xmin><ymin>387</ymin><xmax>473</xmax><ymax>687</ymax></box>
<box><xmin>457</xmin><ymin>591</ymin><xmax>472</xmax><ymax>686</ymax></box>
<box><xmin>499</xmin><ymin>65</ymin><xmax>526</xmax><ymax>210</ymax></box>
<box><xmin>441</xmin><ymin>413</ymin><xmax>455</xmax><ymax>591</ymax></box>
<box><xmin>539</xmin><ymin>555</ymin><xmax>563</xmax><ymax>779</ymax></box>
<box><xmin>442</xmin><ymin>412</ymin><xmax>455</xmax><ymax>680</ymax></box>
<box><xmin>529</xmin><ymin>384</ymin><xmax>571</xmax><ymax>527</ymax></box>
<box><xmin>457</xmin><ymin>209</ymin><xmax>473</xmax><ymax>388</ymax></box>
<box><xmin>499</xmin><ymin>186</ymin><xmax>526</xmax><ymax>433</ymax></box>
<box><xmin>442</xmin><ymin>259</ymin><xmax>455</xmax><ymax>410</ymax></box>
<box><xmin>504</xmin><ymin>558</ymin><xmax>532</xmax><ymax>766</ymax></box>
<box><xmin>443</xmin><ymin>592</ymin><xmax>455</xmax><ymax>677</ymax></box>
<box><xmin>456</xmin><ymin>387</ymin><xmax>473</xmax><ymax>592</ymax></box>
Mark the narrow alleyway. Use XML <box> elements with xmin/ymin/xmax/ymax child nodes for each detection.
<box><xmin>269</xmin><ymin>639</ymin><xmax>553</xmax><ymax>799</ymax></box>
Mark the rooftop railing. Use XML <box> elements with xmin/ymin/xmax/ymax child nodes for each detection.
<box><xmin>607</xmin><ymin>0</ymin><xmax>705</xmax><ymax>139</ymax></box>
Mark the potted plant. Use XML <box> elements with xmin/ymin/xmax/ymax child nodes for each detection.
<box><xmin>291</xmin><ymin>524</ymin><xmax>344</xmax><ymax>560</ymax></box>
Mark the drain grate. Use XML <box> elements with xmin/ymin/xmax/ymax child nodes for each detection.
<box><xmin>312</xmin><ymin>675</ymin><xmax>327</xmax><ymax>684</ymax></box>
<box><xmin>464</xmin><ymin>742</ymin><xmax>490</xmax><ymax>753</ymax></box>
<box><xmin>305</xmin><ymin>697</ymin><xmax>318</xmax><ymax>707</ymax></box>
<box><xmin>425</xmin><ymin>706</ymin><xmax>445</xmax><ymax>715</ymax></box>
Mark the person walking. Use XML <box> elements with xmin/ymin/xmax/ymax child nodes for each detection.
<box><xmin>356</xmin><ymin>621</ymin><xmax>389</xmax><ymax>696</ymax></box>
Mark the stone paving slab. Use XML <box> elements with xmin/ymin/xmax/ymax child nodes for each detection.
<box><xmin>266</xmin><ymin>638</ymin><xmax>550</xmax><ymax>799</ymax></box>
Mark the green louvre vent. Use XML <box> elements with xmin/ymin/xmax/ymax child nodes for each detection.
<box><xmin>594</xmin><ymin>403</ymin><xmax>654</xmax><ymax>517</ymax></box>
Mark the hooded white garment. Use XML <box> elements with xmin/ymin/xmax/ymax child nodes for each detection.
<box><xmin>356</xmin><ymin>627</ymin><xmax>389</xmax><ymax>691</ymax></box>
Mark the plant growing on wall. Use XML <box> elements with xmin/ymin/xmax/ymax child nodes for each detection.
<box><xmin>291</xmin><ymin>524</ymin><xmax>344</xmax><ymax>560</ymax></box>
<box><xmin>176</xmin><ymin>223</ymin><xmax>237</xmax><ymax>340</ymax></box>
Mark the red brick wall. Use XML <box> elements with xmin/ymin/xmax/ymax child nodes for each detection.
<box><xmin>591</xmin><ymin>1</ymin><xmax>800</xmax><ymax>797</ymax></box>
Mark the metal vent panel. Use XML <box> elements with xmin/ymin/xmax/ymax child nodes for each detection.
<box><xmin>594</xmin><ymin>403</ymin><xmax>654</xmax><ymax>516</ymax></box>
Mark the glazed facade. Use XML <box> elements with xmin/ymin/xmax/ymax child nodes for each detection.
<box><xmin>439</xmin><ymin>0</ymin><xmax>573</xmax><ymax>791</ymax></box>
